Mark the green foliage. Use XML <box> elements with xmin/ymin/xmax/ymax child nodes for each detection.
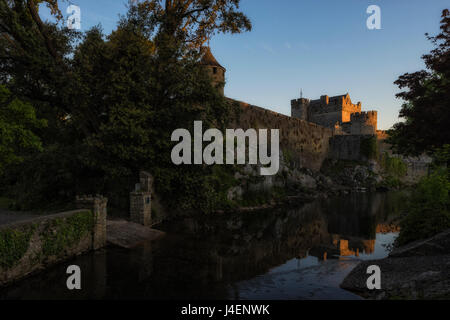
<box><xmin>388</xmin><ymin>10</ymin><xmax>450</xmax><ymax>156</ymax></box>
<box><xmin>0</xmin><ymin>85</ymin><xmax>46</xmax><ymax>175</ymax></box>
<box><xmin>360</xmin><ymin>136</ymin><xmax>378</xmax><ymax>160</ymax></box>
<box><xmin>154</xmin><ymin>165</ymin><xmax>239</xmax><ymax>214</ymax></box>
<box><xmin>377</xmin><ymin>153</ymin><xmax>407</xmax><ymax>190</ymax></box>
<box><xmin>380</xmin><ymin>152</ymin><xmax>407</xmax><ymax>178</ymax></box>
<box><xmin>396</xmin><ymin>168</ymin><xmax>450</xmax><ymax>246</ymax></box>
<box><xmin>379</xmin><ymin>176</ymin><xmax>403</xmax><ymax>189</ymax></box>
<box><xmin>238</xmin><ymin>186</ymin><xmax>287</xmax><ymax>208</ymax></box>
<box><xmin>432</xmin><ymin>144</ymin><xmax>450</xmax><ymax>167</ymax></box>
<box><xmin>431</xmin><ymin>144</ymin><xmax>450</xmax><ymax>181</ymax></box>
<box><xmin>41</xmin><ymin>211</ymin><xmax>94</xmax><ymax>257</ymax></box>
<box><xmin>0</xmin><ymin>226</ymin><xmax>34</xmax><ymax>269</ymax></box>
<box><xmin>239</xmin><ymin>189</ymin><xmax>272</xmax><ymax>207</ymax></box>
<box><xmin>0</xmin><ymin>1</ymin><xmax>251</xmax><ymax>214</ymax></box>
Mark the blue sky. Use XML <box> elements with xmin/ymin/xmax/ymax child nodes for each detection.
<box><xmin>40</xmin><ymin>0</ymin><xmax>449</xmax><ymax>130</ymax></box>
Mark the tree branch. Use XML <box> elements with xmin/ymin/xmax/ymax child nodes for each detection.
<box><xmin>26</xmin><ymin>0</ymin><xmax>58</xmax><ymax>60</ymax></box>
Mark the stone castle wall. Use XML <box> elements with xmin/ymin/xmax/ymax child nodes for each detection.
<box><xmin>233</xmin><ymin>100</ymin><xmax>334</xmax><ymax>171</ymax></box>
<box><xmin>328</xmin><ymin>135</ymin><xmax>368</xmax><ymax>161</ymax></box>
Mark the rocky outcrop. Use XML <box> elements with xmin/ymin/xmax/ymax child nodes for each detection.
<box><xmin>225</xmin><ymin>152</ymin><xmax>403</xmax><ymax>210</ymax></box>
<box><xmin>340</xmin><ymin>229</ymin><xmax>450</xmax><ymax>299</ymax></box>
<box><xmin>389</xmin><ymin>229</ymin><xmax>450</xmax><ymax>258</ymax></box>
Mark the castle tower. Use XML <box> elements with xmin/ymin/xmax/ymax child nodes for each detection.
<box><xmin>291</xmin><ymin>98</ymin><xmax>310</xmax><ymax>121</ymax></box>
<box><xmin>350</xmin><ymin>111</ymin><xmax>378</xmax><ymax>135</ymax></box>
<box><xmin>200</xmin><ymin>47</ymin><xmax>226</xmax><ymax>96</ymax></box>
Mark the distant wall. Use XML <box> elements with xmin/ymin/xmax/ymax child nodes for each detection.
<box><xmin>232</xmin><ymin>100</ymin><xmax>334</xmax><ymax>171</ymax></box>
<box><xmin>0</xmin><ymin>196</ymin><xmax>107</xmax><ymax>286</ymax></box>
<box><xmin>329</xmin><ymin>135</ymin><xmax>368</xmax><ymax>161</ymax></box>
<box><xmin>378</xmin><ymin>138</ymin><xmax>432</xmax><ymax>183</ymax></box>
<box><xmin>402</xmin><ymin>156</ymin><xmax>432</xmax><ymax>183</ymax></box>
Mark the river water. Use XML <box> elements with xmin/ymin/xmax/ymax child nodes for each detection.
<box><xmin>0</xmin><ymin>192</ymin><xmax>406</xmax><ymax>300</ymax></box>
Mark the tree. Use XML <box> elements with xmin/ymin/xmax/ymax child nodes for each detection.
<box><xmin>0</xmin><ymin>85</ymin><xmax>46</xmax><ymax>175</ymax></box>
<box><xmin>78</xmin><ymin>6</ymin><xmax>241</xmax><ymax>212</ymax></box>
<box><xmin>0</xmin><ymin>0</ymin><xmax>250</xmax><ymax>213</ymax></box>
<box><xmin>387</xmin><ymin>9</ymin><xmax>450</xmax><ymax>157</ymax></box>
<box><xmin>132</xmin><ymin>0</ymin><xmax>251</xmax><ymax>49</ymax></box>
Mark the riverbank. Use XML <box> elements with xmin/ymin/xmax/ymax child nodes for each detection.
<box><xmin>220</xmin><ymin>156</ymin><xmax>416</xmax><ymax>216</ymax></box>
<box><xmin>340</xmin><ymin>228</ymin><xmax>450</xmax><ymax>299</ymax></box>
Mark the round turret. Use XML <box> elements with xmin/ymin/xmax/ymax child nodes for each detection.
<box><xmin>200</xmin><ymin>47</ymin><xmax>226</xmax><ymax>95</ymax></box>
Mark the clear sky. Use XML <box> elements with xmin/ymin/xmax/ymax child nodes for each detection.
<box><xmin>41</xmin><ymin>0</ymin><xmax>449</xmax><ymax>130</ymax></box>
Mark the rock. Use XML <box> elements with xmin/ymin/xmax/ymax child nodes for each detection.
<box><xmin>341</xmin><ymin>228</ymin><xmax>450</xmax><ymax>299</ymax></box>
<box><xmin>353</xmin><ymin>165</ymin><xmax>370</xmax><ymax>185</ymax></box>
<box><xmin>341</xmin><ymin>254</ymin><xmax>450</xmax><ymax>299</ymax></box>
<box><xmin>298</xmin><ymin>173</ymin><xmax>317</xmax><ymax>189</ymax></box>
<box><xmin>227</xmin><ymin>186</ymin><xmax>243</xmax><ymax>201</ymax></box>
<box><xmin>226</xmin><ymin>219</ymin><xmax>243</xmax><ymax>230</ymax></box>
<box><xmin>243</xmin><ymin>164</ymin><xmax>254</xmax><ymax>175</ymax></box>
<box><xmin>234</xmin><ymin>172</ymin><xmax>244</xmax><ymax>180</ymax></box>
<box><xmin>389</xmin><ymin>229</ymin><xmax>450</xmax><ymax>258</ymax></box>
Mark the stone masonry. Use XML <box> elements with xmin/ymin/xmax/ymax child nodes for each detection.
<box><xmin>291</xmin><ymin>93</ymin><xmax>378</xmax><ymax>135</ymax></box>
<box><xmin>200</xmin><ymin>47</ymin><xmax>226</xmax><ymax>96</ymax></box>
<box><xmin>130</xmin><ymin>171</ymin><xmax>152</xmax><ymax>226</ymax></box>
<box><xmin>76</xmin><ymin>195</ymin><xmax>108</xmax><ymax>250</ymax></box>
<box><xmin>0</xmin><ymin>197</ymin><xmax>108</xmax><ymax>287</ymax></box>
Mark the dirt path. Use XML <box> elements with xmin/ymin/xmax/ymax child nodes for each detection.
<box><xmin>0</xmin><ymin>209</ymin><xmax>39</xmax><ymax>225</ymax></box>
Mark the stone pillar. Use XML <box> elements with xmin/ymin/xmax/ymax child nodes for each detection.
<box><xmin>76</xmin><ymin>195</ymin><xmax>108</xmax><ymax>250</ymax></box>
<box><xmin>130</xmin><ymin>171</ymin><xmax>153</xmax><ymax>226</ymax></box>
<box><xmin>139</xmin><ymin>171</ymin><xmax>153</xmax><ymax>193</ymax></box>
<box><xmin>130</xmin><ymin>192</ymin><xmax>151</xmax><ymax>226</ymax></box>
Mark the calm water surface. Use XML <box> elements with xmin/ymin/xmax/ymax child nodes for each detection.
<box><xmin>0</xmin><ymin>192</ymin><xmax>406</xmax><ymax>300</ymax></box>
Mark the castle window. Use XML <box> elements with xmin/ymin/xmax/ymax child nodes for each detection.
<box><xmin>213</xmin><ymin>67</ymin><xmax>218</xmax><ymax>74</ymax></box>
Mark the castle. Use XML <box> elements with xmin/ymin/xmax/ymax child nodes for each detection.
<box><xmin>200</xmin><ymin>48</ymin><xmax>430</xmax><ymax>180</ymax></box>
<box><xmin>291</xmin><ymin>94</ymin><xmax>378</xmax><ymax>136</ymax></box>
<box><xmin>201</xmin><ymin>48</ymin><xmax>381</xmax><ymax>137</ymax></box>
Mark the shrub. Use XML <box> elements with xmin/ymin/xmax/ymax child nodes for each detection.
<box><xmin>396</xmin><ymin>168</ymin><xmax>450</xmax><ymax>246</ymax></box>
<box><xmin>360</xmin><ymin>136</ymin><xmax>378</xmax><ymax>160</ymax></box>
<box><xmin>380</xmin><ymin>153</ymin><xmax>408</xmax><ymax>178</ymax></box>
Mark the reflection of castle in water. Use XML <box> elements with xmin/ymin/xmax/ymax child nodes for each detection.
<box><xmin>149</xmin><ymin>192</ymin><xmax>405</xmax><ymax>288</ymax></box>
<box><xmin>0</xmin><ymin>192</ymin><xmax>405</xmax><ymax>300</ymax></box>
<box><xmin>335</xmin><ymin>238</ymin><xmax>375</xmax><ymax>256</ymax></box>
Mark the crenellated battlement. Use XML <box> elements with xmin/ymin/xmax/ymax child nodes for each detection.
<box><xmin>349</xmin><ymin>111</ymin><xmax>377</xmax><ymax>135</ymax></box>
<box><xmin>291</xmin><ymin>93</ymin><xmax>377</xmax><ymax>135</ymax></box>
<box><xmin>351</xmin><ymin>111</ymin><xmax>377</xmax><ymax>121</ymax></box>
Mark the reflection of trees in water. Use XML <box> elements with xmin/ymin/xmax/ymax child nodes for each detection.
<box><xmin>143</xmin><ymin>204</ymin><xmax>331</xmax><ymax>298</ymax></box>
<box><xmin>324</xmin><ymin>192</ymin><xmax>405</xmax><ymax>239</ymax></box>
<box><xmin>145</xmin><ymin>192</ymin><xmax>404</xmax><ymax>298</ymax></box>
<box><xmin>0</xmin><ymin>192</ymin><xmax>406</xmax><ymax>300</ymax></box>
